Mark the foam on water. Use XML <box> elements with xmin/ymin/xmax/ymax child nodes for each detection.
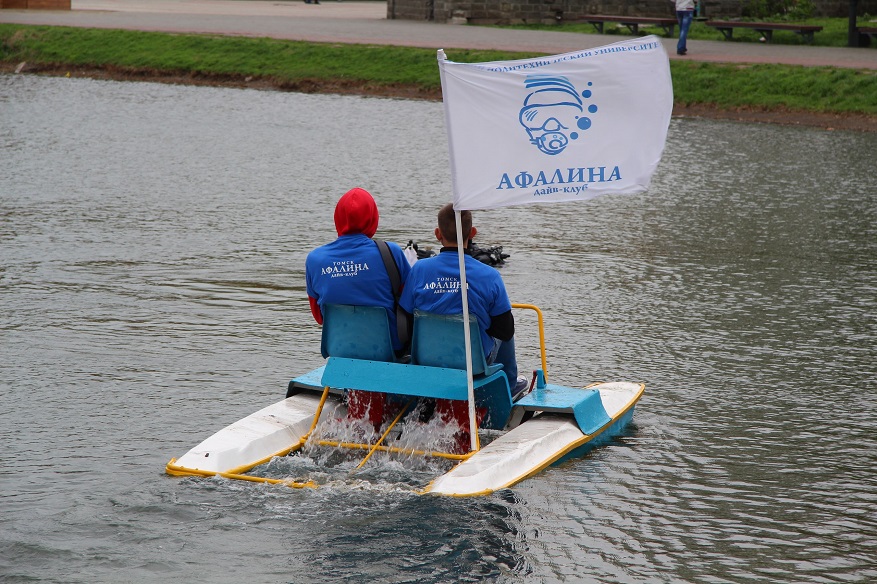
<box><xmin>247</xmin><ymin>401</ymin><xmax>469</xmax><ymax>490</ymax></box>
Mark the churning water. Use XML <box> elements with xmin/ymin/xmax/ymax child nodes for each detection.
<box><xmin>1</xmin><ymin>74</ymin><xmax>875</xmax><ymax>583</ymax></box>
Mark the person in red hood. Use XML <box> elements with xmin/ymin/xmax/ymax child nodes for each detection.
<box><xmin>305</xmin><ymin>187</ymin><xmax>411</xmax><ymax>431</ymax></box>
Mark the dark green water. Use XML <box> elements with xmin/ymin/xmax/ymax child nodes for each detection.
<box><xmin>1</xmin><ymin>74</ymin><xmax>875</xmax><ymax>583</ymax></box>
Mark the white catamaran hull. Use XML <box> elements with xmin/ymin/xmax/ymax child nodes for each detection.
<box><xmin>167</xmin><ymin>381</ymin><xmax>643</xmax><ymax>496</ymax></box>
<box><xmin>170</xmin><ymin>392</ymin><xmax>338</xmax><ymax>475</ymax></box>
<box><xmin>425</xmin><ymin>382</ymin><xmax>641</xmax><ymax>496</ymax></box>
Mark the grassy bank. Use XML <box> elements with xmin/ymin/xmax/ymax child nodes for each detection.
<box><xmin>2</xmin><ymin>24</ymin><xmax>876</xmax><ymax>119</ymax></box>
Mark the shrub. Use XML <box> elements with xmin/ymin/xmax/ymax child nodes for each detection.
<box><xmin>743</xmin><ymin>0</ymin><xmax>813</xmax><ymax>20</ymax></box>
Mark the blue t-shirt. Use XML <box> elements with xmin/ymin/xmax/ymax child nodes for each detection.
<box><xmin>399</xmin><ymin>250</ymin><xmax>511</xmax><ymax>356</ymax></box>
<box><xmin>305</xmin><ymin>234</ymin><xmax>411</xmax><ymax>350</ymax></box>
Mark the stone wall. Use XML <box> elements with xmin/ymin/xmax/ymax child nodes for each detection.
<box><xmin>391</xmin><ymin>0</ymin><xmax>877</xmax><ymax>22</ymax></box>
<box><xmin>1</xmin><ymin>0</ymin><xmax>70</xmax><ymax>8</ymax></box>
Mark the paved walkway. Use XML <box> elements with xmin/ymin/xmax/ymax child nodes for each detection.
<box><xmin>2</xmin><ymin>0</ymin><xmax>875</xmax><ymax>70</ymax></box>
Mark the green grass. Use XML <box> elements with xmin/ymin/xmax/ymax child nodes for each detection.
<box><xmin>2</xmin><ymin>24</ymin><xmax>876</xmax><ymax>116</ymax></box>
<box><xmin>493</xmin><ymin>16</ymin><xmax>876</xmax><ymax>47</ymax></box>
<box><xmin>670</xmin><ymin>61</ymin><xmax>876</xmax><ymax>112</ymax></box>
<box><xmin>0</xmin><ymin>25</ymin><xmax>541</xmax><ymax>88</ymax></box>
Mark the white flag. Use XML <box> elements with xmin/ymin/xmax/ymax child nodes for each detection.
<box><xmin>438</xmin><ymin>36</ymin><xmax>673</xmax><ymax>211</ymax></box>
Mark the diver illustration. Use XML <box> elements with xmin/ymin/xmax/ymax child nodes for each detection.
<box><xmin>519</xmin><ymin>75</ymin><xmax>598</xmax><ymax>156</ymax></box>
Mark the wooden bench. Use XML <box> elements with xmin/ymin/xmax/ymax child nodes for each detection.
<box><xmin>705</xmin><ymin>21</ymin><xmax>823</xmax><ymax>44</ymax></box>
<box><xmin>857</xmin><ymin>26</ymin><xmax>877</xmax><ymax>47</ymax></box>
<box><xmin>581</xmin><ymin>15</ymin><xmax>678</xmax><ymax>37</ymax></box>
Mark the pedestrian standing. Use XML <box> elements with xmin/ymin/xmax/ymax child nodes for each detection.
<box><xmin>675</xmin><ymin>0</ymin><xmax>696</xmax><ymax>55</ymax></box>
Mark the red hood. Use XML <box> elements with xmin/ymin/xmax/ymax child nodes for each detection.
<box><xmin>334</xmin><ymin>187</ymin><xmax>379</xmax><ymax>238</ymax></box>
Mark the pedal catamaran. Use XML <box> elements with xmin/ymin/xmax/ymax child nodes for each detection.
<box><xmin>166</xmin><ymin>36</ymin><xmax>672</xmax><ymax>496</ymax></box>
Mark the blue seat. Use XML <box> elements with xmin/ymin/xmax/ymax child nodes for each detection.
<box><xmin>320</xmin><ymin>304</ymin><xmax>396</xmax><ymax>362</ymax></box>
<box><xmin>409</xmin><ymin>310</ymin><xmax>512</xmax><ymax>429</ymax></box>
<box><xmin>410</xmin><ymin>310</ymin><xmax>503</xmax><ymax>377</ymax></box>
<box><xmin>318</xmin><ymin>307</ymin><xmax>515</xmax><ymax>430</ymax></box>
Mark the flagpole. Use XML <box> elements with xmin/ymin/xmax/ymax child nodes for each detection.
<box><xmin>438</xmin><ymin>48</ymin><xmax>479</xmax><ymax>452</ymax></box>
<box><xmin>454</xmin><ymin>211</ymin><xmax>479</xmax><ymax>453</ymax></box>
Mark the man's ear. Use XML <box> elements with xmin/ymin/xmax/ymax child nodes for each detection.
<box><xmin>469</xmin><ymin>226</ymin><xmax>478</xmax><ymax>240</ymax></box>
<box><xmin>435</xmin><ymin>227</ymin><xmax>443</xmax><ymax>242</ymax></box>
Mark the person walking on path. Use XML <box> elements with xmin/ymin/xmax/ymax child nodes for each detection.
<box><xmin>675</xmin><ymin>0</ymin><xmax>696</xmax><ymax>55</ymax></box>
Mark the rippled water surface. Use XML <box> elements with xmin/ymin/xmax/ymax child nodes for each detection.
<box><xmin>2</xmin><ymin>74</ymin><xmax>875</xmax><ymax>583</ymax></box>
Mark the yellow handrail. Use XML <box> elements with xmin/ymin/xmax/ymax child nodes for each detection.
<box><xmin>511</xmin><ymin>303</ymin><xmax>548</xmax><ymax>381</ymax></box>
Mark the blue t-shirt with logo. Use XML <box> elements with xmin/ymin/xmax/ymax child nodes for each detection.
<box><xmin>399</xmin><ymin>250</ymin><xmax>511</xmax><ymax>356</ymax></box>
<box><xmin>306</xmin><ymin>234</ymin><xmax>411</xmax><ymax>350</ymax></box>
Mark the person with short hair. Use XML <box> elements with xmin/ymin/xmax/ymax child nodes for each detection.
<box><xmin>399</xmin><ymin>204</ymin><xmax>528</xmax><ymax>430</ymax></box>
<box><xmin>399</xmin><ymin>203</ymin><xmax>528</xmax><ymax>453</ymax></box>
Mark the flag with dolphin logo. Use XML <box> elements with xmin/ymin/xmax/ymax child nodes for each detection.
<box><xmin>437</xmin><ymin>36</ymin><xmax>673</xmax><ymax>211</ymax></box>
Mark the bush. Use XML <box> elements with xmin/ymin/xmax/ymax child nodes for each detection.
<box><xmin>743</xmin><ymin>0</ymin><xmax>814</xmax><ymax>19</ymax></box>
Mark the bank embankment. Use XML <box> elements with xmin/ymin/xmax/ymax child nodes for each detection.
<box><xmin>2</xmin><ymin>25</ymin><xmax>876</xmax><ymax>132</ymax></box>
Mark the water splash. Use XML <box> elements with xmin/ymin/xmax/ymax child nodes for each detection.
<box><xmin>248</xmin><ymin>401</ymin><xmax>470</xmax><ymax>491</ymax></box>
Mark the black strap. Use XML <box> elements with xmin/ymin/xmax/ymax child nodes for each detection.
<box><xmin>375</xmin><ymin>239</ymin><xmax>401</xmax><ymax>299</ymax></box>
<box><xmin>374</xmin><ymin>239</ymin><xmax>409</xmax><ymax>347</ymax></box>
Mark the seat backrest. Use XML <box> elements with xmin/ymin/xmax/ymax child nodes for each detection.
<box><xmin>320</xmin><ymin>304</ymin><xmax>396</xmax><ymax>362</ymax></box>
<box><xmin>410</xmin><ymin>310</ymin><xmax>495</xmax><ymax>376</ymax></box>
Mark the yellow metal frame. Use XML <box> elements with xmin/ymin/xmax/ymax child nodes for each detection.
<box><xmin>315</xmin><ymin>439</ymin><xmax>474</xmax><ymax>462</ymax></box>
<box><xmin>165</xmin><ymin>459</ymin><xmax>317</xmax><ymax>489</ymax></box>
<box><xmin>167</xmin><ymin>303</ymin><xmax>553</xmax><ymax>490</ymax></box>
<box><xmin>511</xmin><ymin>303</ymin><xmax>549</xmax><ymax>381</ymax></box>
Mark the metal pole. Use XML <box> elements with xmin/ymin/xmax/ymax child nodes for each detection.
<box><xmin>454</xmin><ymin>211</ymin><xmax>478</xmax><ymax>452</ymax></box>
<box><xmin>849</xmin><ymin>0</ymin><xmax>859</xmax><ymax>47</ymax></box>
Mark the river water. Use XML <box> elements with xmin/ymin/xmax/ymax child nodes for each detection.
<box><xmin>1</xmin><ymin>74</ymin><xmax>875</xmax><ymax>583</ymax></box>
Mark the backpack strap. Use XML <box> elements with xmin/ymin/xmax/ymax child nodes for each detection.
<box><xmin>374</xmin><ymin>239</ymin><xmax>410</xmax><ymax>347</ymax></box>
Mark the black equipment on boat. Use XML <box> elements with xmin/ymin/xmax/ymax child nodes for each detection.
<box><xmin>404</xmin><ymin>240</ymin><xmax>509</xmax><ymax>267</ymax></box>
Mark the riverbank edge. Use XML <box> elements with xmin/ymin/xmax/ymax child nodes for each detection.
<box><xmin>4</xmin><ymin>61</ymin><xmax>876</xmax><ymax>133</ymax></box>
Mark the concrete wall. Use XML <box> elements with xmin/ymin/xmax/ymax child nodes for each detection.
<box><xmin>390</xmin><ymin>0</ymin><xmax>877</xmax><ymax>22</ymax></box>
